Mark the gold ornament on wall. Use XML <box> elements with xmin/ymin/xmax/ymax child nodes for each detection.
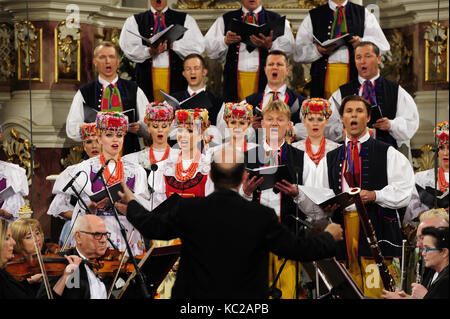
<box><xmin>0</xmin><ymin>23</ymin><xmax>15</xmax><ymax>82</ymax></box>
<box><xmin>411</xmin><ymin>144</ymin><xmax>436</xmax><ymax>173</ymax></box>
<box><xmin>55</xmin><ymin>18</ymin><xmax>81</xmax><ymax>83</ymax></box>
<box><xmin>424</xmin><ymin>21</ymin><xmax>449</xmax><ymax>83</ymax></box>
<box><xmin>60</xmin><ymin>145</ymin><xmax>84</xmax><ymax>169</ymax></box>
<box><xmin>15</xmin><ymin>20</ymin><xmax>43</xmax><ymax>82</ymax></box>
<box><xmin>1</xmin><ymin>128</ymin><xmax>39</xmax><ymax>185</ymax></box>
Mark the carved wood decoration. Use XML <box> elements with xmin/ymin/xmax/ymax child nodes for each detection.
<box><xmin>424</xmin><ymin>21</ymin><xmax>449</xmax><ymax>83</ymax></box>
<box><xmin>55</xmin><ymin>18</ymin><xmax>81</xmax><ymax>83</ymax></box>
<box><xmin>15</xmin><ymin>20</ymin><xmax>43</xmax><ymax>82</ymax></box>
<box><xmin>0</xmin><ymin>23</ymin><xmax>15</xmax><ymax>82</ymax></box>
<box><xmin>1</xmin><ymin>128</ymin><xmax>39</xmax><ymax>185</ymax></box>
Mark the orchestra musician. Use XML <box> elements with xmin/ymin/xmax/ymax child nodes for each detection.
<box><xmin>36</xmin><ymin>215</ymin><xmax>112</xmax><ymax>299</ymax></box>
<box><xmin>114</xmin><ymin>147</ymin><xmax>343</xmax><ymax>299</ymax></box>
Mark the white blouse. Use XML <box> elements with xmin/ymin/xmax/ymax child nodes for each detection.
<box><xmin>0</xmin><ymin>161</ymin><xmax>28</xmax><ymax>223</ymax></box>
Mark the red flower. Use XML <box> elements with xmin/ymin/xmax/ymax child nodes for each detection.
<box><xmin>177</xmin><ymin>111</ymin><xmax>188</xmax><ymax>122</ymax></box>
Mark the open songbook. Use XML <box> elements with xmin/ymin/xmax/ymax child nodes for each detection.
<box><xmin>229</xmin><ymin>16</ymin><xmax>286</xmax><ymax>52</ymax></box>
<box><xmin>416</xmin><ymin>184</ymin><xmax>449</xmax><ymax>209</ymax></box>
<box><xmin>245</xmin><ymin>165</ymin><xmax>293</xmax><ymax>191</ymax></box>
<box><xmin>160</xmin><ymin>90</ymin><xmax>213</xmax><ymax>110</ymax></box>
<box><xmin>313</xmin><ymin>33</ymin><xmax>352</xmax><ymax>49</ymax></box>
<box><xmin>299</xmin><ymin>186</ymin><xmax>356</xmax><ymax>210</ymax></box>
<box><xmin>127</xmin><ymin>24</ymin><xmax>188</xmax><ymax>48</ymax></box>
<box><xmin>89</xmin><ymin>182</ymin><xmax>125</xmax><ymax>205</ymax></box>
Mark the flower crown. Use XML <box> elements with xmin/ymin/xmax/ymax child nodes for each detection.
<box><xmin>79</xmin><ymin>123</ymin><xmax>98</xmax><ymax>140</ymax></box>
<box><xmin>301</xmin><ymin>98</ymin><xmax>332</xmax><ymax>119</ymax></box>
<box><xmin>144</xmin><ymin>102</ymin><xmax>174</xmax><ymax>124</ymax></box>
<box><xmin>96</xmin><ymin>111</ymin><xmax>128</xmax><ymax>133</ymax></box>
<box><xmin>174</xmin><ymin>108</ymin><xmax>210</xmax><ymax>131</ymax></box>
<box><xmin>223</xmin><ymin>102</ymin><xmax>254</xmax><ymax>122</ymax></box>
<box><xmin>435</xmin><ymin>121</ymin><xmax>449</xmax><ymax>144</ymax></box>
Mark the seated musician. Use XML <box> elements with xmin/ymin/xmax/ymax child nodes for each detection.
<box><xmin>0</xmin><ymin>219</ymin><xmax>42</xmax><ymax>299</ymax></box>
<box><xmin>36</xmin><ymin>215</ymin><xmax>112</xmax><ymax>299</ymax></box>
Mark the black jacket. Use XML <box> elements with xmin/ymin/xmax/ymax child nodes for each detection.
<box><xmin>126</xmin><ymin>189</ymin><xmax>337</xmax><ymax>299</ymax></box>
<box><xmin>424</xmin><ymin>265</ymin><xmax>449</xmax><ymax>299</ymax></box>
<box><xmin>0</xmin><ymin>268</ymin><xmax>36</xmax><ymax>299</ymax></box>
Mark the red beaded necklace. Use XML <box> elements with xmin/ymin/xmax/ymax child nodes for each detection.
<box><xmin>175</xmin><ymin>150</ymin><xmax>202</xmax><ymax>182</ymax></box>
<box><xmin>99</xmin><ymin>153</ymin><xmax>123</xmax><ymax>185</ymax></box>
<box><xmin>149</xmin><ymin>144</ymin><xmax>171</xmax><ymax>164</ymax></box>
<box><xmin>305</xmin><ymin>136</ymin><xmax>326</xmax><ymax>166</ymax></box>
<box><xmin>438</xmin><ymin>166</ymin><xmax>449</xmax><ymax>193</ymax></box>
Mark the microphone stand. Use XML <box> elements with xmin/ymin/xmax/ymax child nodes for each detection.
<box><xmin>294</xmin><ymin>168</ymin><xmax>300</xmax><ymax>298</ymax></box>
<box><xmin>98</xmin><ymin>171</ymin><xmax>151</xmax><ymax>299</ymax></box>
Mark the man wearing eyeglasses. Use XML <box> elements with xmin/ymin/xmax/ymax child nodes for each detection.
<box><xmin>36</xmin><ymin>215</ymin><xmax>113</xmax><ymax>299</ymax></box>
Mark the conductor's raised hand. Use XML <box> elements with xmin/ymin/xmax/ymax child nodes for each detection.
<box><xmin>242</xmin><ymin>171</ymin><xmax>264</xmax><ymax>197</ymax></box>
<box><xmin>324</xmin><ymin>223</ymin><xmax>343</xmax><ymax>242</ymax></box>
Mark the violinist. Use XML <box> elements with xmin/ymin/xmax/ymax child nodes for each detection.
<box><xmin>9</xmin><ymin>218</ymin><xmax>47</xmax><ymax>294</ymax></box>
<box><xmin>0</xmin><ymin>219</ymin><xmax>38</xmax><ymax>299</ymax></box>
<box><xmin>36</xmin><ymin>215</ymin><xmax>111</xmax><ymax>299</ymax></box>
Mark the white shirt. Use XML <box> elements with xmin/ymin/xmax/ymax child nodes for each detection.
<box><xmin>76</xmin><ymin>248</ymin><xmax>107</xmax><ymax>299</ymax></box>
<box><xmin>0</xmin><ymin>161</ymin><xmax>28</xmax><ymax>224</ymax></box>
<box><xmin>294</xmin><ymin>0</ymin><xmax>390</xmax><ymax>64</ymax></box>
<box><xmin>65</xmin><ymin>76</ymin><xmax>149</xmax><ymax>142</ymax></box>
<box><xmin>328</xmin><ymin>73</ymin><xmax>420</xmax><ymax>147</ymax></box>
<box><xmin>322</xmin><ymin>130</ymin><xmax>415</xmax><ymax>212</ymax></box>
<box><xmin>119</xmin><ymin>6</ymin><xmax>205</xmax><ymax>69</ymax></box>
<box><xmin>204</xmin><ymin>5</ymin><xmax>295</xmax><ymax>71</ymax></box>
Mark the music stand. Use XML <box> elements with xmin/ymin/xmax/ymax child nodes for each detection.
<box><xmin>302</xmin><ymin>258</ymin><xmax>365</xmax><ymax>299</ymax></box>
<box><xmin>117</xmin><ymin>244</ymin><xmax>182</xmax><ymax>299</ymax></box>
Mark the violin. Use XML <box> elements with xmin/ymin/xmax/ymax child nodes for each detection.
<box><xmin>5</xmin><ymin>253</ymin><xmax>72</xmax><ymax>282</ymax></box>
<box><xmin>89</xmin><ymin>248</ymin><xmax>143</xmax><ymax>279</ymax></box>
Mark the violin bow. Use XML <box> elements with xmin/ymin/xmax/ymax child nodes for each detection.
<box><xmin>107</xmin><ymin>228</ymin><xmax>135</xmax><ymax>299</ymax></box>
<box><xmin>29</xmin><ymin>225</ymin><xmax>54</xmax><ymax>299</ymax></box>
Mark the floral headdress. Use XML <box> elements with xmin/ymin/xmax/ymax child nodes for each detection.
<box><xmin>301</xmin><ymin>98</ymin><xmax>332</xmax><ymax>119</ymax></box>
<box><xmin>96</xmin><ymin>111</ymin><xmax>128</xmax><ymax>133</ymax></box>
<box><xmin>80</xmin><ymin>123</ymin><xmax>98</xmax><ymax>141</ymax></box>
<box><xmin>174</xmin><ymin>108</ymin><xmax>210</xmax><ymax>132</ymax></box>
<box><xmin>144</xmin><ymin>102</ymin><xmax>174</xmax><ymax>124</ymax></box>
<box><xmin>435</xmin><ymin>121</ymin><xmax>449</xmax><ymax>145</ymax></box>
<box><xmin>223</xmin><ymin>102</ymin><xmax>253</xmax><ymax>122</ymax></box>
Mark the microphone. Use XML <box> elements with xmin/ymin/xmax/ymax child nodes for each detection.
<box><xmin>92</xmin><ymin>158</ymin><xmax>113</xmax><ymax>183</ymax></box>
<box><xmin>62</xmin><ymin>171</ymin><xmax>82</xmax><ymax>192</ymax></box>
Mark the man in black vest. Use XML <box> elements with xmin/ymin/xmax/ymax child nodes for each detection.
<box><xmin>330</xmin><ymin>41</ymin><xmax>419</xmax><ymax>153</ymax></box>
<box><xmin>65</xmin><ymin>41</ymin><xmax>149</xmax><ymax>155</ymax></box>
<box><xmin>294</xmin><ymin>0</ymin><xmax>389</xmax><ymax>99</ymax></box>
<box><xmin>204</xmin><ymin>0</ymin><xmax>295</xmax><ymax>103</ymax></box>
<box><xmin>114</xmin><ymin>147</ymin><xmax>343</xmax><ymax>299</ymax></box>
<box><xmin>171</xmin><ymin>54</ymin><xmax>223</xmax><ymax>127</ymax></box>
<box><xmin>119</xmin><ymin>0</ymin><xmax>204</xmax><ymax>103</ymax></box>
<box><xmin>325</xmin><ymin>95</ymin><xmax>415</xmax><ymax>298</ymax></box>
<box><xmin>241</xmin><ymin>100</ymin><xmax>308</xmax><ymax>299</ymax></box>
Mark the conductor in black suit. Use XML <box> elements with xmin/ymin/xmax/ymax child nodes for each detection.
<box><xmin>115</xmin><ymin>147</ymin><xmax>343</xmax><ymax>299</ymax></box>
